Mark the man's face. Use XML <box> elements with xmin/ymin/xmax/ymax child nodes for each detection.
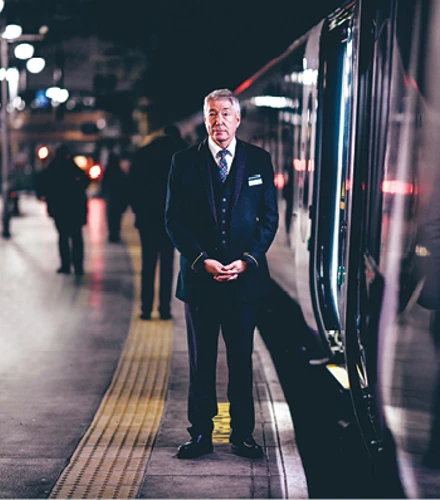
<box><xmin>204</xmin><ymin>98</ymin><xmax>240</xmax><ymax>148</ymax></box>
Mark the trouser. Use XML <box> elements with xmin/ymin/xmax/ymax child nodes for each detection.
<box><xmin>138</xmin><ymin>228</ymin><xmax>174</xmax><ymax>316</ymax></box>
<box><xmin>55</xmin><ymin>220</ymin><xmax>84</xmax><ymax>271</ymax></box>
<box><xmin>106</xmin><ymin>202</ymin><xmax>123</xmax><ymax>241</ymax></box>
<box><xmin>184</xmin><ymin>301</ymin><xmax>258</xmax><ymax>438</ymax></box>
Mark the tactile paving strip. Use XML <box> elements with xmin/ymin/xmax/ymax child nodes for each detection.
<box><xmin>49</xmin><ymin>221</ymin><xmax>173</xmax><ymax>499</ymax></box>
<box><xmin>212</xmin><ymin>402</ymin><xmax>231</xmax><ymax>443</ymax></box>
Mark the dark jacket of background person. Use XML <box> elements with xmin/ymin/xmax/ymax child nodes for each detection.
<box><xmin>36</xmin><ymin>144</ymin><xmax>90</xmax><ymax>228</ymax></box>
<box><xmin>129</xmin><ymin>126</ymin><xmax>188</xmax><ymax>231</ymax></box>
<box><xmin>128</xmin><ymin>125</ymin><xmax>187</xmax><ymax>319</ymax></box>
<box><xmin>101</xmin><ymin>153</ymin><xmax>129</xmax><ymax>242</ymax></box>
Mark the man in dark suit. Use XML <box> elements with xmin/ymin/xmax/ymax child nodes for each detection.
<box><xmin>165</xmin><ymin>89</ymin><xmax>279</xmax><ymax>459</ymax></box>
<box><xmin>129</xmin><ymin>125</ymin><xmax>187</xmax><ymax>320</ymax></box>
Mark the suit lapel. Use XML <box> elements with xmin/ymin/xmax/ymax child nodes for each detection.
<box><xmin>231</xmin><ymin>139</ymin><xmax>247</xmax><ymax>212</ymax></box>
<box><xmin>197</xmin><ymin>140</ymin><xmax>218</xmax><ymax>225</ymax></box>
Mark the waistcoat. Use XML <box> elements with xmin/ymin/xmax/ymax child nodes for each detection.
<box><xmin>209</xmin><ymin>153</ymin><xmax>238</xmax><ymax>263</ymax></box>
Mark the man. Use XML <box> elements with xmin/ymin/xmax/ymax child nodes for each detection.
<box><xmin>36</xmin><ymin>143</ymin><xmax>90</xmax><ymax>276</ymax></box>
<box><xmin>165</xmin><ymin>89</ymin><xmax>279</xmax><ymax>459</ymax></box>
<box><xmin>129</xmin><ymin>124</ymin><xmax>187</xmax><ymax>320</ymax></box>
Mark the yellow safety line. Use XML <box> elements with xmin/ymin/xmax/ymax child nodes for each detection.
<box><xmin>50</xmin><ymin>218</ymin><xmax>173</xmax><ymax>499</ymax></box>
<box><xmin>212</xmin><ymin>402</ymin><xmax>231</xmax><ymax>443</ymax></box>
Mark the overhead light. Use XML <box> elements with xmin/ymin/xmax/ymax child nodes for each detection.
<box><xmin>26</xmin><ymin>57</ymin><xmax>46</xmax><ymax>74</ymax></box>
<box><xmin>2</xmin><ymin>24</ymin><xmax>23</xmax><ymax>41</ymax></box>
<box><xmin>46</xmin><ymin>86</ymin><xmax>69</xmax><ymax>103</ymax></box>
<box><xmin>14</xmin><ymin>43</ymin><xmax>35</xmax><ymax>60</ymax></box>
<box><xmin>0</xmin><ymin>0</ymin><xmax>5</xmax><ymax>14</ymax></box>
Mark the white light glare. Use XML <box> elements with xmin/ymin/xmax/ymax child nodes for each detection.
<box><xmin>96</xmin><ymin>118</ymin><xmax>106</xmax><ymax>130</ymax></box>
<box><xmin>26</xmin><ymin>57</ymin><xmax>46</xmax><ymax>74</ymax></box>
<box><xmin>6</xmin><ymin>67</ymin><xmax>19</xmax><ymax>82</ymax></box>
<box><xmin>2</xmin><ymin>24</ymin><xmax>23</xmax><ymax>40</ymax></box>
<box><xmin>0</xmin><ymin>0</ymin><xmax>5</xmax><ymax>14</ymax></box>
<box><xmin>14</xmin><ymin>43</ymin><xmax>35</xmax><ymax>60</ymax></box>
<box><xmin>250</xmin><ymin>95</ymin><xmax>296</xmax><ymax>109</ymax></box>
<box><xmin>46</xmin><ymin>86</ymin><xmax>69</xmax><ymax>103</ymax></box>
<box><xmin>12</xmin><ymin>96</ymin><xmax>25</xmax><ymax>110</ymax></box>
<box><xmin>288</xmin><ymin>69</ymin><xmax>318</xmax><ymax>85</ymax></box>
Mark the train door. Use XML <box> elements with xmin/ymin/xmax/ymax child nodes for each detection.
<box><xmin>343</xmin><ymin>0</ymin><xmax>390</xmax><ymax>459</ymax></box>
<box><xmin>293</xmin><ymin>23</ymin><xmax>325</xmax><ymax>339</ymax></box>
<box><xmin>308</xmin><ymin>4</ymin><xmax>356</xmax><ymax>356</ymax></box>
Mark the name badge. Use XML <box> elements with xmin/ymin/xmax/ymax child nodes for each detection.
<box><xmin>248</xmin><ymin>174</ymin><xmax>262</xmax><ymax>186</ymax></box>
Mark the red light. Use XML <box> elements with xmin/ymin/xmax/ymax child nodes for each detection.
<box><xmin>381</xmin><ymin>180</ymin><xmax>414</xmax><ymax>195</ymax></box>
<box><xmin>89</xmin><ymin>164</ymin><xmax>102</xmax><ymax>180</ymax></box>
<box><xmin>37</xmin><ymin>146</ymin><xmax>49</xmax><ymax>160</ymax></box>
<box><xmin>235</xmin><ymin>78</ymin><xmax>253</xmax><ymax>94</ymax></box>
<box><xmin>274</xmin><ymin>173</ymin><xmax>285</xmax><ymax>190</ymax></box>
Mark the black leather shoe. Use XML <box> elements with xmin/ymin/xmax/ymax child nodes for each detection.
<box><xmin>140</xmin><ymin>313</ymin><xmax>151</xmax><ymax>320</ymax></box>
<box><xmin>56</xmin><ymin>267</ymin><xmax>70</xmax><ymax>274</ymax></box>
<box><xmin>177</xmin><ymin>434</ymin><xmax>213</xmax><ymax>459</ymax></box>
<box><xmin>160</xmin><ymin>312</ymin><xmax>172</xmax><ymax>320</ymax></box>
<box><xmin>230</xmin><ymin>435</ymin><xmax>264</xmax><ymax>458</ymax></box>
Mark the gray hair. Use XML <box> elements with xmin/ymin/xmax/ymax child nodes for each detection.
<box><xmin>203</xmin><ymin>89</ymin><xmax>241</xmax><ymax>116</ymax></box>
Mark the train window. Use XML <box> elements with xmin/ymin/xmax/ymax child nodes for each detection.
<box><xmin>313</xmin><ymin>15</ymin><xmax>354</xmax><ymax>333</ymax></box>
<box><xmin>379</xmin><ymin>1</ymin><xmax>428</xmax><ymax>311</ymax></box>
<box><xmin>302</xmin><ymin>93</ymin><xmax>314</xmax><ymax>210</ymax></box>
<box><xmin>366</xmin><ymin>21</ymin><xmax>391</xmax><ymax>260</ymax></box>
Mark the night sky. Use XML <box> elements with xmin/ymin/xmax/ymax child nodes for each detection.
<box><xmin>4</xmin><ymin>0</ymin><xmax>344</xmax><ymax>121</ymax></box>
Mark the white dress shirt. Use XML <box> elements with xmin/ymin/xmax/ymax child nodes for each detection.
<box><xmin>208</xmin><ymin>136</ymin><xmax>237</xmax><ymax>175</ymax></box>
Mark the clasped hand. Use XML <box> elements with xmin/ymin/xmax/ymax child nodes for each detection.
<box><xmin>204</xmin><ymin>259</ymin><xmax>247</xmax><ymax>282</ymax></box>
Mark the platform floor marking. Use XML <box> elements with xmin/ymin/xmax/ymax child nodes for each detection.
<box><xmin>212</xmin><ymin>402</ymin><xmax>231</xmax><ymax>443</ymax></box>
<box><xmin>49</xmin><ymin>219</ymin><xmax>173</xmax><ymax>499</ymax></box>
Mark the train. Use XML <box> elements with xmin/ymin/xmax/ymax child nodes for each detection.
<box><xmin>178</xmin><ymin>0</ymin><xmax>440</xmax><ymax>496</ymax></box>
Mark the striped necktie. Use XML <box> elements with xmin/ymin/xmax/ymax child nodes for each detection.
<box><xmin>217</xmin><ymin>150</ymin><xmax>229</xmax><ymax>183</ymax></box>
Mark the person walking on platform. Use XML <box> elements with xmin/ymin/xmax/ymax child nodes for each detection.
<box><xmin>129</xmin><ymin>124</ymin><xmax>187</xmax><ymax>320</ymax></box>
<box><xmin>36</xmin><ymin>143</ymin><xmax>90</xmax><ymax>276</ymax></box>
<box><xmin>101</xmin><ymin>152</ymin><xmax>129</xmax><ymax>243</ymax></box>
<box><xmin>165</xmin><ymin>89</ymin><xmax>279</xmax><ymax>459</ymax></box>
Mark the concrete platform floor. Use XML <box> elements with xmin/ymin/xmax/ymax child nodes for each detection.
<box><xmin>0</xmin><ymin>194</ymin><xmax>307</xmax><ymax>499</ymax></box>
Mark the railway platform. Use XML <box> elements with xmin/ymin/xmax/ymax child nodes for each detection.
<box><xmin>0</xmin><ymin>193</ymin><xmax>308</xmax><ymax>499</ymax></box>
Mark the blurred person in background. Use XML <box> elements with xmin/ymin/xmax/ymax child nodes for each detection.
<box><xmin>129</xmin><ymin>124</ymin><xmax>187</xmax><ymax>320</ymax></box>
<box><xmin>101</xmin><ymin>152</ymin><xmax>129</xmax><ymax>243</ymax></box>
<box><xmin>36</xmin><ymin>143</ymin><xmax>90</xmax><ymax>276</ymax></box>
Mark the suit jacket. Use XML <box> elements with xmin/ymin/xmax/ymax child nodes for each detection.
<box><xmin>165</xmin><ymin>138</ymin><xmax>279</xmax><ymax>304</ymax></box>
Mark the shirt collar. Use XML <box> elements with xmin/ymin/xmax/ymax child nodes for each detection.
<box><xmin>208</xmin><ymin>136</ymin><xmax>236</xmax><ymax>160</ymax></box>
